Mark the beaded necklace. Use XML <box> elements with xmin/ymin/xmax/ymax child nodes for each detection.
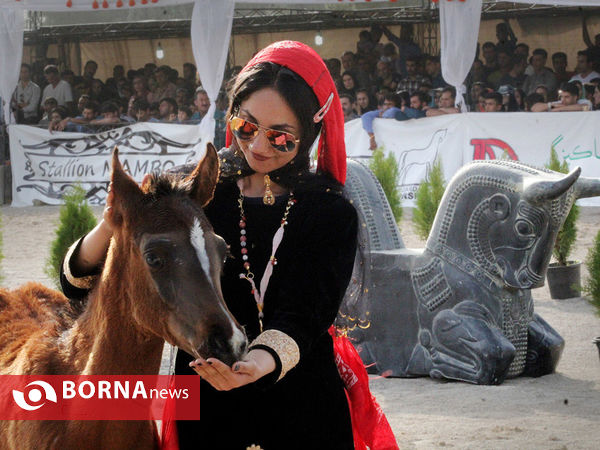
<box><xmin>237</xmin><ymin>182</ymin><xmax>296</xmax><ymax>333</ymax></box>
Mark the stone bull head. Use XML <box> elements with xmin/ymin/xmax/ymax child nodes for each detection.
<box><xmin>339</xmin><ymin>159</ymin><xmax>600</xmax><ymax>385</ymax></box>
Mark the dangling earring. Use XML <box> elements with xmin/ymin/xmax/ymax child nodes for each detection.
<box><xmin>263</xmin><ymin>175</ymin><xmax>275</xmax><ymax>205</ymax></box>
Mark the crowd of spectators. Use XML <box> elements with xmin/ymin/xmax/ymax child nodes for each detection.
<box><xmin>7</xmin><ymin>16</ymin><xmax>600</xmax><ymax>153</ymax></box>
<box><xmin>322</xmin><ymin>19</ymin><xmax>600</xmax><ymax>149</ymax></box>
<box><xmin>10</xmin><ymin>59</ymin><xmax>233</xmax><ymax>148</ymax></box>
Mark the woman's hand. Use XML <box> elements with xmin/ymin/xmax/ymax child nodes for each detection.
<box><xmin>189</xmin><ymin>349</ymin><xmax>276</xmax><ymax>391</ymax></box>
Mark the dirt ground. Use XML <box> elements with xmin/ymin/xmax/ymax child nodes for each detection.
<box><xmin>2</xmin><ymin>204</ymin><xmax>599</xmax><ymax>449</ymax></box>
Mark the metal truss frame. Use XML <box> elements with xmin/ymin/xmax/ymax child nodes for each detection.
<box><xmin>23</xmin><ymin>2</ymin><xmax>600</xmax><ymax>45</ymax></box>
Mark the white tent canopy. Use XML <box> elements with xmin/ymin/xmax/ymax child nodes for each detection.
<box><xmin>2</xmin><ymin>0</ymin><xmax>600</xmax><ymax>131</ymax></box>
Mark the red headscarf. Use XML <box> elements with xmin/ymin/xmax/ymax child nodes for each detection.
<box><xmin>225</xmin><ymin>40</ymin><xmax>347</xmax><ymax>185</ymax></box>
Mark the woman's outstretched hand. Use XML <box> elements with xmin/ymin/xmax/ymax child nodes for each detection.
<box><xmin>189</xmin><ymin>349</ymin><xmax>276</xmax><ymax>391</ymax></box>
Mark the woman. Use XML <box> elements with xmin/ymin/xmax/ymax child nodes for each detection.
<box><xmin>60</xmin><ymin>41</ymin><xmax>359</xmax><ymax>449</ymax></box>
<box><xmin>340</xmin><ymin>70</ymin><xmax>358</xmax><ymax>98</ymax></box>
<box><xmin>593</xmin><ymin>84</ymin><xmax>600</xmax><ymax>110</ymax></box>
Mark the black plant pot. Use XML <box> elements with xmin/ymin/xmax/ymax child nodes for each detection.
<box><xmin>546</xmin><ymin>261</ymin><xmax>581</xmax><ymax>299</ymax></box>
<box><xmin>594</xmin><ymin>337</ymin><xmax>600</xmax><ymax>362</ymax></box>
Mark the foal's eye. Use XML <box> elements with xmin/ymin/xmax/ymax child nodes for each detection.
<box><xmin>145</xmin><ymin>252</ymin><xmax>164</xmax><ymax>269</ymax></box>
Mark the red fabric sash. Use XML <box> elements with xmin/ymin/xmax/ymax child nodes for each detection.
<box><xmin>159</xmin><ymin>377</ymin><xmax>178</xmax><ymax>450</ymax></box>
<box><xmin>329</xmin><ymin>326</ymin><xmax>399</xmax><ymax>450</ymax></box>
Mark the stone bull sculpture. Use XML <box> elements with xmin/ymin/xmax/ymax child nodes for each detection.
<box><xmin>338</xmin><ymin>159</ymin><xmax>600</xmax><ymax>385</ymax></box>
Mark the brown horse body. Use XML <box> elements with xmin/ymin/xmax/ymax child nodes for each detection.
<box><xmin>0</xmin><ymin>145</ymin><xmax>247</xmax><ymax>449</ymax></box>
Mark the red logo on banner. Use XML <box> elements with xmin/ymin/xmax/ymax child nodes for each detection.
<box><xmin>0</xmin><ymin>375</ymin><xmax>199</xmax><ymax>420</ymax></box>
<box><xmin>471</xmin><ymin>138</ymin><xmax>519</xmax><ymax>160</ymax></box>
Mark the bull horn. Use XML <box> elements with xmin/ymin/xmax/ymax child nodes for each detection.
<box><xmin>523</xmin><ymin>167</ymin><xmax>581</xmax><ymax>204</ymax></box>
<box><xmin>575</xmin><ymin>176</ymin><xmax>600</xmax><ymax>199</ymax></box>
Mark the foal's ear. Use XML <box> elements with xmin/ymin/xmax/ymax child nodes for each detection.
<box><xmin>186</xmin><ymin>143</ymin><xmax>220</xmax><ymax>207</ymax></box>
<box><xmin>110</xmin><ymin>147</ymin><xmax>144</xmax><ymax>225</ymax></box>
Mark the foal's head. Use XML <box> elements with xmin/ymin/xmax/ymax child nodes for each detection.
<box><xmin>109</xmin><ymin>144</ymin><xmax>247</xmax><ymax>366</ymax></box>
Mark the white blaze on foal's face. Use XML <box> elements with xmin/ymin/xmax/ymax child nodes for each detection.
<box><xmin>189</xmin><ymin>217</ymin><xmax>247</xmax><ymax>357</ymax></box>
<box><xmin>190</xmin><ymin>218</ymin><xmax>212</xmax><ymax>286</ymax></box>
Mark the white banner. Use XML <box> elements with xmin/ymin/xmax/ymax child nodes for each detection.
<box><xmin>8</xmin><ymin>123</ymin><xmax>208</xmax><ymax>207</ymax></box>
<box><xmin>345</xmin><ymin>111</ymin><xmax>600</xmax><ymax>207</ymax></box>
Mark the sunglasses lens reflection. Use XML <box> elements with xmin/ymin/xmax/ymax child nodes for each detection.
<box><xmin>231</xmin><ymin>117</ymin><xmax>296</xmax><ymax>152</ymax></box>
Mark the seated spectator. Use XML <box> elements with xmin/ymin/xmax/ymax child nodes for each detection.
<box><xmin>129</xmin><ymin>75</ymin><xmax>154</xmax><ymax>117</ymax></box>
<box><xmin>82</xmin><ymin>60</ymin><xmax>99</xmax><ymax>84</ymax></box>
<box><xmin>535</xmin><ymin>84</ymin><xmax>550</xmax><ymax>103</ymax></box>
<box><xmin>482</xmin><ymin>91</ymin><xmax>503</xmax><ymax>112</ymax></box>
<box><xmin>593</xmin><ymin>84</ymin><xmax>600</xmax><ymax>110</ymax></box>
<box><xmin>523</xmin><ymin>48</ymin><xmax>557</xmax><ymax>95</ymax></box>
<box><xmin>175</xmin><ymin>87</ymin><xmax>191</xmax><ymax>109</ymax></box>
<box><xmin>90</xmin><ymin>79</ymin><xmax>111</xmax><ymax>104</ymax></box>
<box><xmin>570</xmin><ymin>49</ymin><xmax>600</xmax><ymax>84</ymax></box>
<box><xmin>397</xmin><ymin>56</ymin><xmax>429</xmax><ymax>93</ymax></box>
<box><xmin>132</xmin><ymin>98</ymin><xmax>158</xmax><ymax>123</ymax></box>
<box><xmin>149</xmin><ymin>102</ymin><xmax>160</xmax><ymax>120</ymax></box>
<box><xmin>467</xmin><ymin>59</ymin><xmax>487</xmax><ymax>86</ymax></box>
<box><xmin>12</xmin><ymin>63</ymin><xmax>40</xmax><ymax>124</ymax></box>
<box><xmin>409</xmin><ymin>91</ymin><xmax>430</xmax><ymax>113</ymax></box>
<box><xmin>153</xmin><ymin>65</ymin><xmax>177</xmax><ymax>102</ymax></box>
<box><xmin>90</xmin><ymin>101</ymin><xmax>121</xmax><ymax>125</ymax></box>
<box><xmin>498</xmin><ymin>54</ymin><xmax>527</xmax><ymax>89</ymax></box>
<box><xmin>481</xmin><ymin>42</ymin><xmax>498</xmax><ymax>77</ymax></box>
<box><xmin>552</xmin><ymin>52</ymin><xmax>574</xmax><ymax>85</ymax></box>
<box><xmin>341</xmin><ymin>51</ymin><xmax>357</xmax><ymax>73</ymax></box>
<box><xmin>354</xmin><ymin>54</ymin><xmax>375</xmax><ymax>91</ymax></box>
<box><xmin>340</xmin><ymin>71</ymin><xmax>358</xmax><ymax>98</ymax></box>
<box><xmin>48</xmin><ymin>106</ymin><xmax>69</xmax><ymax>130</ymax></box>
<box><xmin>362</xmin><ymin>92</ymin><xmax>404</xmax><ymax>150</ymax></box>
<box><xmin>38</xmin><ymin>97</ymin><xmax>58</xmax><ymax>126</ymax></box>
<box><xmin>49</xmin><ymin>100</ymin><xmax>98</xmax><ymax>132</ymax></box>
<box><xmin>190</xmin><ymin>88</ymin><xmax>211</xmax><ymax>121</ymax></box>
<box><xmin>178</xmin><ymin>106</ymin><xmax>193</xmax><ymax>123</ymax></box>
<box><xmin>340</xmin><ymin>94</ymin><xmax>359</xmax><ymax>122</ymax></box>
<box><xmin>182</xmin><ymin>62</ymin><xmax>198</xmax><ymax>92</ymax></box>
<box><xmin>514</xmin><ymin>88</ymin><xmax>526</xmax><ymax>111</ymax></box>
<box><xmin>487</xmin><ymin>48</ymin><xmax>513</xmax><ymax>89</ymax></box>
<box><xmin>375</xmin><ymin>60</ymin><xmax>400</xmax><ymax>92</ymax></box>
<box><xmin>42</xmin><ymin>65</ymin><xmax>74</xmax><ymax>111</ymax></box>
<box><xmin>426</xmin><ymin>86</ymin><xmax>460</xmax><ymax>116</ymax></box>
<box><xmin>158</xmin><ymin>97</ymin><xmax>178</xmax><ymax>122</ymax></box>
<box><xmin>531</xmin><ymin>81</ymin><xmax>592</xmax><ymax>112</ymax></box>
<box><xmin>524</xmin><ymin>92</ymin><xmax>544</xmax><ymax>111</ymax></box>
<box><xmin>424</xmin><ymin>55</ymin><xmax>447</xmax><ymax>89</ymax></box>
<box><xmin>355</xmin><ymin>88</ymin><xmax>376</xmax><ymax>115</ymax></box>
<box><xmin>469</xmin><ymin>82</ymin><xmax>487</xmax><ymax>111</ymax></box>
<box><xmin>498</xmin><ymin>85</ymin><xmax>520</xmax><ymax>111</ymax></box>
<box><xmin>77</xmin><ymin>94</ymin><xmax>91</xmax><ymax>115</ymax></box>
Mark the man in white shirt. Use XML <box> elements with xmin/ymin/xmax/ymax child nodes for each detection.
<box><xmin>570</xmin><ymin>50</ymin><xmax>600</xmax><ymax>84</ymax></box>
<box><xmin>41</xmin><ymin>65</ymin><xmax>74</xmax><ymax>111</ymax></box>
<box><xmin>12</xmin><ymin>63</ymin><xmax>41</xmax><ymax>124</ymax></box>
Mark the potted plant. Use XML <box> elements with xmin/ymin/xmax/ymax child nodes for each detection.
<box><xmin>545</xmin><ymin>148</ymin><xmax>581</xmax><ymax>299</ymax></box>
<box><xmin>584</xmin><ymin>229</ymin><xmax>600</xmax><ymax>361</ymax></box>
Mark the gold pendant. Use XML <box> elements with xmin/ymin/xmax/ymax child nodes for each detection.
<box><xmin>263</xmin><ymin>175</ymin><xmax>275</xmax><ymax>205</ymax></box>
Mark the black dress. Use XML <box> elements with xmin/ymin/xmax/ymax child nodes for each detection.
<box><xmin>61</xmin><ymin>177</ymin><xmax>358</xmax><ymax>450</ymax></box>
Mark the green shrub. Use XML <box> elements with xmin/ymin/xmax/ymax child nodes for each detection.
<box><xmin>584</xmin><ymin>229</ymin><xmax>600</xmax><ymax>317</ymax></box>
<box><xmin>413</xmin><ymin>159</ymin><xmax>445</xmax><ymax>240</ymax></box>
<box><xmin>369</xmin><ymin>148</ymin><xmax>402</xmax><ymax>222</ymax></box>
<box><xmin>45</xmin><ymin>185</ymin><xmax>97</xmax><ymax>287</ymax></box>
<box><xmin>546</xmin><ymin>147</ymin><xmax>579</xmax><ymax>266</ymax></box>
